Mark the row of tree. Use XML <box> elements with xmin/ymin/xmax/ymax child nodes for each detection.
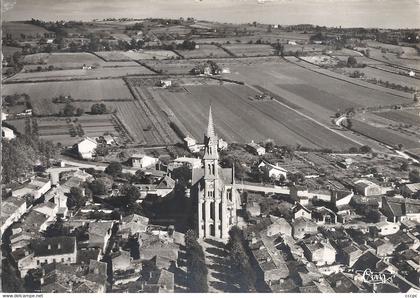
<box><xmin>185</xmin><ymin>230</ymin><xmax>208</xmax><ymax>292</ymax></box>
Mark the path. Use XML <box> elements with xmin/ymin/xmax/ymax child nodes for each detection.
<box><xmin>199</xmin><ymin>238</ymin><xmax>238</xmax><ymax>293</ymax></box>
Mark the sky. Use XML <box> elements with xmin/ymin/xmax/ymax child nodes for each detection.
<box><xmin>2</xmin><ymin>0</ymin><xmax>420</xmax><ymax>29</ymax></box>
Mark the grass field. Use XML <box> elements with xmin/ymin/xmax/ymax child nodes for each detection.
<box><xmin>374</xmin><ymin>110</ymin><xmax>420</xmax><ymax>127</ymax></box>
<box><xmin>222</xmin><ymin>44</ymin><xmax>275</xmax><ymax>57</ymax></box>
<box><xmin>350</xmin><ymin>119</ymin><xmax>420</xmax><ymax>149</ymax></box>
<box><xmin>3</xmin><ymin>79</ymin><xmax>133</xmax><ymax>116</ymax></box>
<box><xmin>95</xmin><ymin>50</ymin><xmax>178</xmax><ymax>61</ymax></box>
<box><xmin>23</xmin><ymin>53</ymin><xmax>103</xmax><ymax>65</ymax></box>
<box><xmin>37</xmin><ymin>115</ymin><xmax>121</xmax><ymax>146</ymax></box>
<box><xmin>6</xmin><ymin>65</ymin><xmax>154</xmax><ymax>82</ymax></box>
<box><xmin>152</xmin><ymin>83</ymin><xmax>357</xmax><ymax>150</ymax></box>
<box><xmin>223</xmin><ymin>59</ymin><xmax>412</xmax><ymax>121</ymax></box>
<box><xmin>177</xmin><ymin>44</ymin><xmax>230</xmax><ymax>58</ymax></box>
<box><xmin>143</xmin><ymin>60</ymin><xmax>198</xmax><ymax>74</ymax></box>
<box><xmin>3</xmin><ymin>22</ymin><xmax>51</xmax><ymax>40</ymax></box>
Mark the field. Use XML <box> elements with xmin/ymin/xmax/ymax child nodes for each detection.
<box><xmin>151</xmin><ymin>83</ymin><xmax>357</xmax><ymax>150</ymax></box>
<box><xmin>366</xmin><ymin>47</ymin><xmax>420</xmax><ymax>70</ymax></box>
<box><xmin>374</xmin><ymin>110</ymin><xmax>420</xmax><ymax>127</ymax></box>
<box><xmin>95</xmin><ymin>50</ymin><xmax>178</xmax><ymax>61</ymax></box>
<box><xmin>143</xmin><ymin>60</ymin><xmax>198</xmax><ymax>74</ymax></box>
<box><xmin>350</xmin><ymin>119</ymin><xmax>420</xmax><ymax>149</ymax></box>
<box><xmin>3</xmin><ymin>22</ymin><xmax>51</xmax><ymax>40</ymax></box>
<box><xmin>23</xmin><ymin>53</ymin><xmax>103</xmax><ymax>65</ymax></box>
<box><xmin>222</xmin><ymin>44</ymin><xmax>275</xmax><ymax>57</ymax></box>
<box><xmin>177</xmin><ymin>44</ymin><xmax>230</xmax><ymax>58</ymax></box>
<box><xmin>5</xmin><ymin>66</ymin><xmax>154</xmax><ymax>82</ymax></box>
<box><xmin>224</xmin><ymin>59</ymin><xmax>412</xmax><ymax>121</ymax></box>
<box><xmin>36</xmin><ymin>115</ymin><xmax>122</xmax><ymax>146</ymax></box>
<box><xmin>341</xmin><ymin>66</ymin><xmax>419</xmax><ymax>90</ymax></box>
<box><xmin>3</xmin><ymin>79</ymin><xmax>133</xmax><ymax>116</ymax></box>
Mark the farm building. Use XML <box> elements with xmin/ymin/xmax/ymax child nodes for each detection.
<box><xmin>77</xmin><ymin>137</ymin><xmax>98</xmax><ymax>160</ymax></box>
<box><xmin>2</xmin><ymin>126</ymin><xmax>16</xmax><ymax>140</ymax></box>
<box><xmin>247</xmin><ymin>140</ymin><xmax>266</xmax><ymax>156</ymax></box>
<box><xmin>12</xmin><ymin>176</ymin><xmax>52</xmax><ymax>200</ymax></box>
<box><xmin>301</xmin><ymin>235</ymin><xmax>336</xmax><ymax>266</ymax></box>
<box><xmin>130</xmin><ymin>154</ymin><xmax>159</xmax><ymax>169</ymax></box>
<box><xmin>258</xmin><ymin>160</ymin><xmax>287</xmax><ymax>180</ymax></box>
<box><xmin>171</xmin><ymin>156</ymin><xmax>202</xmax><ymax>170</ymax></box>
<box><xmin>160</xmin><ymin>80</ymin><xmax>172</xmax><ymax>88</ymax></box>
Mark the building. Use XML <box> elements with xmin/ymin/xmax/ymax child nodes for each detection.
<box><xmin>172</xmin><ymin>156</ymin><xmax>202</xmax><ymax>169</ymax></box>
<box><xmin>191</xmin><ymin>107</ymin><xmax>239</xmax><ymax>239</ymax></box>
<box><xmin>342</xmin><ymin>244</ymin><xmax>363</xmax><ymax>267</ymax></box>
<box><xmin>292</xmin><ymin>203</ymin><xmax>312</xmax><ymax>220</ymax></box>
<box><xmin>77</xmin><ymin>137</ymin><xmax>98</xmax><ymax>160</ymax></box>
<box><xmin>368</xmin><ymin>239</ymin><xmax>395</xmax><ymax>257</ymax></box>
<box><xmin>12</xmin><ymin>176</ymin><xmax>52</xmax><ymax>200</ymax></box>
<box><xmin>292</xmin><ymin>217</ymin><xmax>318</xmax><ymax>239</ymax></box>
<box><xmin>143</xmin><ymin>269</ymin><xmax>174</xmax><ymax>293</ymax></box>
<box><xmin>131</xmin><ymin>154</ymin><xmax>159</xmax><ymax>169</ymax></box>
<box><xmin>247</xmin><ymin>140</ymin><xmax>266</xmax><ymax>156</ymax></box>
<box><xmin>88</xmin><ymin>221</ymin><xmax>114</xmax><ymax>253</ymax></box>
<box><xmin>258</xmin><ymin>160</ymin><xmax>287</xmax><ymax>180</ymax></box>
<box><xmin>183</xmin><ymin>136</ymin><xmax>203</xmax><ymax>153</ymax></box>
<box><xmin>382</xmin><ymin>197</ymin><xmax>420</xmax><ymax>223</ymax></box>
<box><xmin>401</xmin><ymin>183</ymin><xmax>420</xmax><ymax>198</ymax></box>
<box><xmin>266</xmin><ymin>216</ymin><xmax>292</xmax><ymax>237</ymax></box>
<box><xmin>301</xmin><ymin>236</ymin><xmax>336</xmax><ymax>266</ymax></box>
<box><xmin>354</xmin><ymin>179</ymin><xmax>382</xmax><ymax>197</ymax></box>
<box><xmin>375</xmin><ymin>221</ymin><xmax>400</xmax><ymax>236</ymax></box>
<box><xmin>119</xmin><ymin>214</ymin><xmax>149</xmax><ymax>239</ymax></box>
<box><xmin>1</xmin><ymin>196</ymin><xmax>27</xmax><ymax>234</ymax></box>
<box><xmin>2</xmin><ymin>126</ymin><xmax>16</xmax><ymax>140</ymax></box>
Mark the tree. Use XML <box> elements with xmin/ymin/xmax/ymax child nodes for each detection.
<box><xmin>95</xmin><ymin>143</ymin><xmax>109</xmax><ymax>156</ymax></box>
<box><xmin>91</xmin><ymin>103</ymin><xmax>107</xmax><ymax>114</ymax></box>
<box><xmin>67</xmin><ymin>187</ymin><xmax>86</xmax><ymax>209</ymax></box>
<box><xmin>359</xmin><ymin>145</ymin><xmax>372</xmax><ymax>154</ymax></box>
<box><xmin>63</xmin><ymin>103</ymin><xmax>76</xmax><ymax>116</ymax></box>
<box><xmin>43</xmin><ymin>217</ymin><xmax>68</xmax><ymax>237</ymax></box>
<box><xmin>120</xmin><ymin>184</ymin><xmax>140</xmax><ymax>206</ymax></box>
<box><xmin>226</xmin><ymin>227</ymin><xmax>256</xmax><ymax>292</ymax></box>
<box><xmin>89</xmin><ymin>179</ymin><xmax>107</xmax><ymax>195</ymax></box>
<box><xmin>105</xmin><ymin>162</ymin><xmax>122</xmax><ymax>176</ymax></box>
<box><xmin>185</xmin><ymin>229</ymin><xmax>208</xmax><ymax>292</ymax></box>
<box><xmin>347</xmin><ymin>56</ymin><xmax>358</xmax><ymax>67</ymax></box>
<box><xmin>400</xmin><ymin>161</ymin><xmax>410</xmax><ymax>171</ymax></box>
<box><xmin>409</xmin><ymin>170</ymin><xmax>420</xmax><ymax>183</ymax></box>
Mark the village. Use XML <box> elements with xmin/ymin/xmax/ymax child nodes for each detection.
<box><xmin>1</xmin><ymin>104</ymin><xmax>420</xmax><ymax>293</ymax></box>
<box><xmin>1</xmin><ymin>9</ymin><xmax>420</xmax><ymax>294</ymax></box>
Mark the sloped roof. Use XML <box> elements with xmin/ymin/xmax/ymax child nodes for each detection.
<box><xmin>32</xmin><ymin>236</ymin><xmax>76</xmax><ymax>257</ymax></box>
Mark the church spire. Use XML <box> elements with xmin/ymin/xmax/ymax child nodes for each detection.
<box><xmin>206</xmin><ymin>106</ymin><xmax>215</xmax><ymax>139</ymax></box>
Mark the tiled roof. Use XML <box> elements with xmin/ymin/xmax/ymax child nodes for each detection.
<box><xmin>32</xmin><ymin>236</ymin><xmax>76</xmax><ymax>257</ymax></box>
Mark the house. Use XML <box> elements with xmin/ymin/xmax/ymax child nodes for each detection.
<box><xmin>159</xmin><ymin>80</ymin><xmax>172</xmax><ymax>88</ymax></box>
<box><xmin>12</xmin><ymin>176</ymin><xmax>52</xmax><ymax>200</ymax></box>
<box><xmin>119</xmin><ymin>214</ymin><xmax>149</xmax><ymax>239</ymax></box>
<box><xmin>143</xmin><ymin>269</ymin><xmax>174</xmax><ymax>293</ymax></box>
<box><xmin>342</xmin><ymin>244</ymin><xmax>363</xmax><ymax>267</ymax></box>
<box><xmin>401</xmin><ymin>183</ymin><xmax>420</xmax><ymax>198</ymax></box>
<box><xmin>409</xmin><ymin>70</ymin><xmax>416</xmax><ymax>77</ymax></box>
<box><xmin>17</xmin><ymin>236</ymin><xmax>77</xmax><ymax>276</ymax></box>
<box><xmin>247</xmin><ymin>141</ymin><xmax>266</xmax><ymax>156</ymax></box>
<box><xmin>88</xmin><ymin>221</ymin><xmax>114</xmax><ymax>253</ymax></box>
<box><xmin>155</xmin><ymin>175</ymin><xmax>176</xmax><ymax>197</ymax></box>
<box><xmin>292</xmin><ymin>217</ymin><xmax>318</xmax><ymax>239</ymax></box>
<box><xmin>301</xmin><ymin>236</ymin><xmax>336</xmax><ymax>266</ymax></box>
<box><xmin>1</xmin><ymin>196</ymin><xmax>27</xmax><ymax>234</ymax></box>
<box><xmin>352</xmin><ymin>251</ymin><xmax>384</xmax><ymax>272</ymax></box>
<box><xmin>292</xmin><ymin>203</ymin><xmax>312</xmax><ymax>220</ymax></box>
<box><xmin>2</xmin><ymin>126</ymin><xmax>16</xmax><ymax>140</ymax></box>
<box><xmin>40</xmin><ymin>261</ymin><xmax>107</xmax><ymax>293</ymax></box>
<box><xmin>183</xmin><ymin>136</ymin><xmax>202</xmax><ymax>153</ymax></box>
<box><xmin>246</xmin><ymin>201</ymin><xmax>261</xmax><ymax>217</ymax></box>
<box><xmin>103</xmin><ymin>135</ymin><xmax>116</xmax><ymax>146</ymax></box>
<box><xmin>266</xmin><ymin>216</ymin><xmax>292</xmax><ymax>237</ymax></box>
<box><xmin>326</xmin><ymin>272</ymin><xmax>361</xmax><ymax>293</ymax></box>
<box><xmin>131</xmin><ymin>154</ymin><xmax>159</xmax><ymax>169</ymax></box>
<box><xmin>249</xmin><ymin>234</ymin><xmax>290</xmax><ymax>286</ymax></box>
<box><xmin>354</xmin><ymin>179</ymin><xmax>382</xmax><ymax>197</ymax></box>
<box><xmin>172</xmin><ymin>156</ymin><xmax>202</xmax><ymax>169</ymax></box>
<box><xmin>77</xmin><ymin>137</ymin><xmax>98</xmax><ymax>160</ymax></box>
<box><xmin>258</xmin><ymin>160</ymin><xmax>287</xmax><ymax>180</ymax></box>
<box><xmin>368</xmin><ymin>238</ymin><xmax>395</xmax><ymax>257</ymax></box>
<box><xmin>112</xmin><ymin>250</ymin><xmax>134</xmax><ymax>272</ymax></box>
<box><xmin>312</xmin><ymin>207</ymin><xmax>337</xmax><ymax>225</ymax></box>
<box><xmin>381</xmin><ymin>197</ymin><xmax>420</xmax><ymax>223</ymax></box>
<box><xmin>375</xmin><ymin>221</ymin><xmax>400</xmax><ymax>236</ymax></box>
<box><xmin>218</xmin><ymin>138</ymin><xmax>228</xmax><ymax>150</ymax></box>
<box><xmin>139</xmin><ymin>232</ymin><xmax>179</xmax><ymax>264</ymax></box>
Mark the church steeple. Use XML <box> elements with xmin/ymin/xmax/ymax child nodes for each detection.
<box><xmin>206</xmin><ymin>106</ymin><xmax>215</xmax><ymax>139</ymax></box>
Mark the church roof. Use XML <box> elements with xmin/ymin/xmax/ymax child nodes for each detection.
<box><xmin>207</xmin><ymin>106</ymin><xmax>215</xmax><ymax>139</ymax></box>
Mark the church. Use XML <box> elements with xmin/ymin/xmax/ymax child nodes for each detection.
<box><xmin>191</xmin><ymin>107</ymin><xmax>239</xmax><ymax>239</ymax></box>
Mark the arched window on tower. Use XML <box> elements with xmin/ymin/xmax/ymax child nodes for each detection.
<box><xmin>210</xmin><ymin>202</ymin><xmax>215</xmax><ymax>220</ymax></box>
<box><xmin>212</xmin><ymin>164</ymin><xmax>215</xmax><ymax>175</ymax></box>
